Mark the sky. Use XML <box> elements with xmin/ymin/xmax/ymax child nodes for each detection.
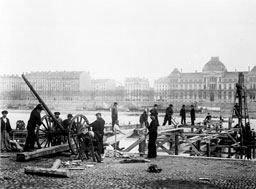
<box><xmin>0</xmin><ymin>0</ymin><xmax>256</xmax><ymax>85</ymax></box>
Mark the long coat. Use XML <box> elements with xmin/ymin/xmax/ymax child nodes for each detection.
<box><xmin>1</xmin><ymin>117</ymin><xmax>12</xmax><ymax>133</ymax></box>
<box><xmin>190</xmin><ymin>108</ymin><xmax>195</xmax><ymax>121</ymax></box>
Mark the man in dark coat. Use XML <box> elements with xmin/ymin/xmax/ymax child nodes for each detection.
<box><xmin>190</xmin><ymin>105</ymin><xmax>195</xmax><ymax>125</ymax></box>
<box><xmin>180</xmin><ymin>105</ymin><xmax>186</xmax><ymax>125</ymax></box>
<box><xmin>1</xmin><ymin>110</ymin><xmax>12</xmax><ymax>151</ymax></box>
<box><xmin>111</xmin><ymin>102</ymin><xmax>118</xmax><ymax>132</ymax></box>
<box><xmin>150</xmin><ymin>104</ymin><xmax>159</xmax><ymax>124</ymax></box>
<box><xmin>24</xmin><ymin>104</ymin><xmax>43</xmax><ymax>152</ymax></box>
<box><xmin>89</xmin><ymin>113</ymin><xmax>105</xmax><ymax>160</ymax></box>
<box><xmin>163</xmin><ymin>104</ymin><xmax>173</xmax><ymax>126</ymax></box>
<box><xmin>147</xmin><ymin>114</ymin><xmax>159</xmax><ymax>158</ymax></box>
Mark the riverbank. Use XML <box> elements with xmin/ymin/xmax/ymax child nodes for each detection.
<box><xmin>1</xmin><ymin>152</ymin><xmax>256</xmax><ymax>188</ymax></box>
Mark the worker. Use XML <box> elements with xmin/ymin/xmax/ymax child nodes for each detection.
<box><xmin>190</xmin><ymin>105</ymin><xmax>195</xmax><ymax>126</ymax></box>
<box><xmin>147</xmin><ymin>114</ymin><xmax>159</xmax><ymax>158</ymax></box>
<box><xmin>111</xmin><ymin>102</ymin><xmax>118</xmax><ymax>132</ymax></box>
<box><xmin>89</xmin><ymin>113</ymin><xmax>105</xmax><ymax>160</ymax></box>
<box><xmin>163</xmin><ymin>104</ymin><xmax>173</xmax><ymax>126</ymax></box>
<box><xmin>180</xmin><ymin>105</ymin><xmax>186</xmax><ymax>125</ymax></box>
<box><xmin>24</xmin><ymin>104</ymin><xmax>43</xmax><ymax>152</ymax></box>
<box><xmin>150</xmin><ymin>104</ymin><xmax>159</xmax><ymax>124</ymax></box>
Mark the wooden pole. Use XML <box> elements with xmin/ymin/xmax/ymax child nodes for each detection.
<box><xmin>174</xmin><ymin>134</ymin><xmax>179</xmax><ymax>155</ymax></box>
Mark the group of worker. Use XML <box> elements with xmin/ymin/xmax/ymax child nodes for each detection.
<box><xmin>1</xmin><ymin>102</ymin><xmax>215</xmax><ymax>160</ymax></box>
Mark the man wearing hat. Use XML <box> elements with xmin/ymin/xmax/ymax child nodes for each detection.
<box><xmin>52</xmin><ymin>112</ymin><xmax>63</xmax><ymax>145</ymax></box>
<box><xmin>63</xmin><ymin>114</ymin><xmax>73</xmax><ymax>130</ymax></box>
<box><xmin>147</xmin><ymin>113</ymin><xmax>159</xmax><ymax>158</ymax></box>
<box><xmin>150</xmin><ymin>104</ymin><xmax>159</xmax><ymax>124</ymax></box>
<box><xmin>24</xmin><ymin>104</ymin><xmax>43</xmax><ymax>152</ymax></box>
<box><xmin>62</xmin><ymin>114</ymin><xmax>73</xmax><ymax>143</ymax></box>
<box><xmin>111</xmin><ymin>102</ymin><xmax>118</xmax><ymax>132</ymax></box>
<box><xmin>1</xmin><ymin>110</ymin><xmax>12</xmax><ymax>151</ymax></box>
<box><xmin>89</xmin><ymin>113</ymin><xmax>105</xmax><ymax>162</ymax></box>
<box><xmin>163</xmin><ymin>104</ymin><xmax>173</xmax><ymax>126</ymax></box>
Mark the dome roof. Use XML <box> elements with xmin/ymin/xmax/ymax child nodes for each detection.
<box><xmin>171</xmin><ymin>68</ymin><xmax>180</xmax><ymax>74</ymax></box>
<box><xmin>202</xmin><ymin>57</ymin><xmax>227</xmax><ymax>73</ymax></box>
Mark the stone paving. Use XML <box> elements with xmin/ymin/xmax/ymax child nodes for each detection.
<box><xmin>1</xmin><ymin>153</ymin><xmax>256</xmax><ymax>189</ymax></box>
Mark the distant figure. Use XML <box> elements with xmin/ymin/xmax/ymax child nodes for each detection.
<box><xmin>150</xmin><ymin>104</ymin><xmax>159</xmax><ymax>124</ymax></box>
<box><xmin>234</xmin><ymin>103</ymin><xmax>240</xmax><ymax>117</ymax></box>
<box><xmin>111</xmin><ymin>102</ymin><xmax>118</xmax><ymax>132</ymax></box>
<box><xmin>24</xmin><ymin>104</ymin><xmax>44</xmax><ymax>152</ymax></box>
<box><xmin>163</xmin><ymin>104</ymin><xmax>173</xmax><ymax>126</ymax></box>
<box><xmin>147</xmin><ymin>114</ymin><xmax>159</xmax><ymax>158</ymax></box>
<box><xmin>190</xmin><ymin>105</ymin><xmax>195</xmax><ymax>125</ymax></box>
<box><xmin>180</xmin><ymin>105</ymin><xmax>186</xmax><ymax>125</ymax></box>
<box><xmin>219</xmin><ymin>115</ymin><xmax>224</xmax><ymax>128</ymax></box>
<box><xmin>89</xmin><ymin>113</ymin><xmax>105</xmax><ymax>160</ymax></box>
<box><xmin>138</xmin><ymin>109</ymin><xmax>149</xmax><ymax>156</ymax></box>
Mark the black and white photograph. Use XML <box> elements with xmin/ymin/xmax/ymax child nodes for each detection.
<box><xmin>1</xmin><ymin>0</ymin><xmax>256</xmax><ymax>188</ymax></box>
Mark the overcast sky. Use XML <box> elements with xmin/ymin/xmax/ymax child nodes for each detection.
<box><xmin>0</xmin><ymin>0</ymin><xmax>256</xmax><ymax>85</ymax></box>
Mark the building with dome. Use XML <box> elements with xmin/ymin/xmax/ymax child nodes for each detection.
<box><xmin>154</xmin><ymin>57</ymin><xmax>256</xmax><ymax>108</ymax></box>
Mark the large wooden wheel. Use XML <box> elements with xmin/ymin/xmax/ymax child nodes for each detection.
<box><xmin>68</xmin><ymin>114</ymin><xmax>89</xmax><ymax>155</ymax></box>
<box><xmin>36</xmin><ymin>115</ymin><xmax>54</xmax><ymax>148</ymax></box>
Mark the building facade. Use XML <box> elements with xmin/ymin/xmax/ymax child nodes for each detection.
<box><xmin>0</xmin><ymin>71</ymin><xmax>91</xmax><ymax>101</ymax></box>
<box><xmin>155</xmin><ymin>57</ymin><xmax>256</xmax><ymax>107</ymax></box>
<box><xmin>124</xmin><ymin>77</ymin><xmax>153</xmax><ymax>101</ymax></box>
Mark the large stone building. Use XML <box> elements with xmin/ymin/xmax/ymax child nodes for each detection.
<box><xmin>124</xmin><ymin>77</ymin><xmax>153</xmax><ymax>101</ymax></box>
<box><xmin>155</xmin><ymin>57</ymin><xmax>256</xmax><ymax>108</ymax></box>
<box><xmin>0</xmin><ymin>71</ymin><xmax>91</xmax><ymax>101</ymax></box>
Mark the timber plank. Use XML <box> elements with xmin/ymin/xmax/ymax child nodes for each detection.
<box><xmin>16</xmin><ymin>144</ymin><xmax>70</xmax><ymax>161</ymax></box>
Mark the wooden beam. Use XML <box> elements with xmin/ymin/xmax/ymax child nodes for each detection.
<box><xmin>16</xmin><ymin>144</ymin><xmax>71</xmax><ymax>161</ymax></box>
<box><xmin>123</xmin><ymin>138</ymin><xmax>145</xmax><ymax>152</ymax></box>
<box><xmin>24</xmin><ymin>166</ymin><xmax>70</xmax><ymax>178</ymax></box>
<box><xmin>106</xmin><ymin>129</ymin><xmax>134</xmax><ymax>145</ymax></box>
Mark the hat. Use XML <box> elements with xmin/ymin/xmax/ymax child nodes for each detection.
<box><xmin>95</xmin><ymin>113</ymin><xmax>101</xmax><ymax>116</ymax></box>
<box><xmin>35</xmin><ymin>104</ymin><xmax>44</xmax><ymax>110</ymax></box>
<box><xmin>169</xmin><ymin>104</ymin><xmax>173</xmax><ymax>107</ymax></box>
<box><xmin>67</xmin><ymin>114</ymin><xmax>73</xmax><ymax>118</ymax></box>
<box><xmin>114</xmin><ymin>102</ymin><xmax>118</xmax><ymax>105</ymax></box>
<box><xmin>1</xmin><ymin>110</ymin><xmax>8</xmax><ymax>114</ymax></box>
<box><xmin>54</xmin><ymin>112</ymin><xmax>60</xmax><ymax>116</ymax></box>
<box><xmin>191</xmin><ymin>105</ymin><xmax>194</xmax><ymax>107</ymax></box>
<box><xmin>154</xmin><ymin>104</ymin><xmax>158</xmax><ymax>107</ymax></box>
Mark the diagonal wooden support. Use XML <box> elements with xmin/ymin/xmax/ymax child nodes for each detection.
<box><xmin>180</xmin><ymin>133</ymin><xmax>201</xmax><ymax>156</ymax></box>
<box><xmin>123</xmin><ymin>137</ymin><xmax>145</xmax><ymax>152</ymax></box>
